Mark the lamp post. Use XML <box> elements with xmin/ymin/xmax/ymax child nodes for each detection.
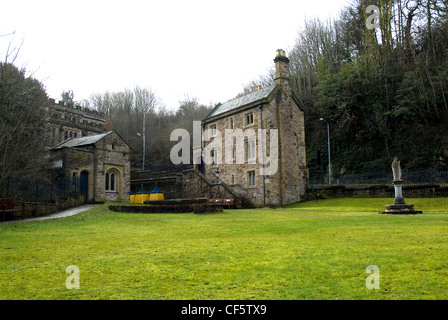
<box><xmin>136</xmin><ymin>132</ymin><xmax>146</xmax><ymax>170</ymax></box>
<box><xmin>320</xmin><ymin>118</ymin><xmax>332</xmax><ymax>184</ymax></box>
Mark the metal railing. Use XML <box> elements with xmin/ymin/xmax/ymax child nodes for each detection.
<box><xmin>310</xmin><ymin>169</ymin><xmax>448</xmax><ymax>187</ymax></box>
<box><xmin>0</xmin><ymin>177</ymin><xmax>83</xmax><ymax>203</ymax></box>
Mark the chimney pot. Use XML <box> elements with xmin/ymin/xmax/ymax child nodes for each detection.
<box><xmin>276</xmin><ymin>49</ymin><xmax>286</xmax><ymax>57</ymax></box>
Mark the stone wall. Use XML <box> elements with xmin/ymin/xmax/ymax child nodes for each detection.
<box><xmin>94</xmin><ymin>133</ymin><xmax>131</xmax><ymax>202</ymax></box>
<box><xmin>183</xmin><ymin>169</ymin><xmax>248</xmax><ymax>208</ymax></box>
<box><xmin>202</xmin><ymin>105</ymin><xmax>268</xmax><ymax>206</ymax></box>
<box><xmin>22</xmin><ymin>194</ymin><xmax>85</xmax><ymax>219</ymax></box>
<box><xmin>183</xmin><ymin>169</ymin><xmax>236</xmax><ymax>200</ymax></box>
<box><xmin>274</xmin><ymin>51</ymin><xmax>308</xmax><ymax>206</ymax></box>
<box><xmin>131</xmin><ymin>171</ymin><xmax>183</xmax><ymax>199</ymax></box>
<box><xmin>61</xmin><ymin>147</ymin><xmax>95</xmax><ymax>201</ymax></box>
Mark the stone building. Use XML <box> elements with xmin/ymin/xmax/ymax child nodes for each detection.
<box><xmin>195</xmin><ymin>49</ymin><xmax>308</xmax><ymax>207</ymax></box>
<box><xmin>47</xmin><ymin>99</ymin><xmax>107</xmax><ymax>146</ymax></box>
<box><xmin>51</xmin><ymin>131</ymin><xmax>131</xmax><ymax>203</ymax></box>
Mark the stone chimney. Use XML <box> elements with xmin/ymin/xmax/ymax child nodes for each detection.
<box><xmin>274</xmin><ymin>49</ymin><xmax>290</xmax><ymax>85</ymax></box>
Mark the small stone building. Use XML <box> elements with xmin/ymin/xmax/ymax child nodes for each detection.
<box><xmin>51</xmin><ymin>131</ymin><xmax>131</xmax><ymax>202</ymax></box>
<box><xmin>195</xmin><ymin>49</ymin><xmax>308</xmax><ymax>207</ymax></box>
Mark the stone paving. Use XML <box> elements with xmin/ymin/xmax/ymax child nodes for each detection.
<box><xmin>0</xmin><ymin>204</ymin><xmax>100</xmax><ymax>224</ymax></box>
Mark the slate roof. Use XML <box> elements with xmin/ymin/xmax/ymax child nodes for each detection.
<box><xmin>205</xmin><ymin>84</ymin><xmax>277</xmax><ymax>120</ymax></box>
<box><xmin>52</xmin><ymin>132</ymin><xmax>111</xmax><ymax>150</ymax></box>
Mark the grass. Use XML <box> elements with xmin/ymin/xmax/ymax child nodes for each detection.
<box><xmin>1</xmin><ymin>197</ymin><xmax>448</xmax><ymax>300</ymax></box>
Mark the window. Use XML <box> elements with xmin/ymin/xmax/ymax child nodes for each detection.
<box><xmin>245</xmin><ymin>113</ymin><xmax>254</xmax><ymax>126</ymax></box>
<box><xmin>248</xmin><ymin>171</ymin><xmax>256</xmax><ymax>187</ymax></box>
<box><xmin>105</xmin><ymin>172</ymin><xmax>116</xmax><ymax>192</ymax></box>
<box><xmin>246</xmin><ymin>140</ymin><xmax>256</xmax><ymax>161</ymax></box>
<box><xmin>210</xmin><ymin>149</ymin><xmax>217</xmax><ymax>166</ymax></box>
<box><xmin>210</xmin><ymin>124</ymin><xmax>217</xmax><ymax>137</ymax></box>
<box><xmin>229</xmin><ymin>118</ymin><xmax>234</xmax><ymax>129</ymax></box>
<box><xmin>231</xmin><ymin>175</ymin><xmax>235</xmax><ymax>185</ymax></box>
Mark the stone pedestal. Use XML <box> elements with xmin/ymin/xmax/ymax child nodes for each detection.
<box><xmin>380</xmin><ymin>180</ymin><xmax>423</xmax><ymax>214</ymax></box>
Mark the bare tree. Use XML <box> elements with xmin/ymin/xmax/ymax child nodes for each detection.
<box><xmin>0</xmin><ymin>62</ymin><xmax>50</xmax><ymax>182</ymax></box>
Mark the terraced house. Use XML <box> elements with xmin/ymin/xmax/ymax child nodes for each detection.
<box><xmin>196</xmin><ymin>50</ymin><xmax>308</xmax><ymax>207</ymax></box>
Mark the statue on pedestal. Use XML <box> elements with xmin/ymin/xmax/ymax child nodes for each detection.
<box><xmin>380</xmin><ymin>157</ymin><xmax>422</xmax><ymax>214</ymax></box>
<box><xmin>392</xmin><ymin>157</ymin><xmax>402</xmax><ymax>182</ymax></box>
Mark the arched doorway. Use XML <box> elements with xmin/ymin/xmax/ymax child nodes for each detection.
<box><xmin>80</xmin><ymin>171</ymin><xmax>89</xmax><ymax>202</ymax></box>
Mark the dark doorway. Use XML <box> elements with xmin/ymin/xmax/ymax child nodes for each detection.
<box><xmin>80</xmin><ymin>171</ymin><xmax>89</xmax><ymax>202</ymax></box>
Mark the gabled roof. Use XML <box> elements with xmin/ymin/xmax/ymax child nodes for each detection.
<box><xmin>205</xmin><ymin>84</ymin><xmax>277</xmax><ymax>120</ymax></box>
<box><xmin>52</xmin><ymin>132</ymin><xmax>112</xmax><ymax>150</ymax></box>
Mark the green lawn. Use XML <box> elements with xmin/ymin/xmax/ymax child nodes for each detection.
<box><xmin>1</xmin><ymin>198</ymin><xmax>447</xmax><ymax>300</ymax></box>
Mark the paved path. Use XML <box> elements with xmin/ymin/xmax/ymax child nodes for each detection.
<box><xmin>0</xmin><ymin>204</ymin><xmax>100</xmax><ymax>224</ymax></box>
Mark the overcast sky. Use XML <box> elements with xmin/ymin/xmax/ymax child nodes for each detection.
<box><xmin>1</xmin><ymin>0</ymin><xmax>350</xmax><ymax>110</ymax></box>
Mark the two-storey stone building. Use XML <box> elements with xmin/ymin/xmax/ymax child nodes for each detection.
<box><xmin>196</xmin><ymin>50</ymin><xmax>308</xmax><ymax>207</ymax></box>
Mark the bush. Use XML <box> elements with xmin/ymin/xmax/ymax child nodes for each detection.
<box><xmin>193</xmin><ymin>204</ymin><xmax>223</xmax><ymax>214</ymax></box>
<box><xmin>108</xmin><ymin>205</ymin><xmax>193</xmax><ymax>213</ymax></box>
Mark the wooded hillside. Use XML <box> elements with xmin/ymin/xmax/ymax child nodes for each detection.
<box><xmin>247</xmin><ymin>0</ymin><xmax>448</xmax><ymax>176</ymax></box>
<box><xmin>86</xmin><ymin>0</ymin><xmax>448</xmax><ymax>175</ymax></box>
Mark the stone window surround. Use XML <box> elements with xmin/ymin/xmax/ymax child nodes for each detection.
<box><xmin>247</xmin><ymin>170</ymin><xmax>256</xmax><ymax>188</ymax></box>
<box><xmin>103</xmin><ymin>165</ymin><xmax>124</xmax><ymax>196</ymax></box>
<box><xmin>229</xmin><ymin>117</ymin><xmax>235</xmax><ymax>129</ymax></box>
<box><xmin>209</xmin><ymin>124</ymin><xmax>217</xmax><ymax>138</ymax></box>
<box><xmin>105</xmin><ymin>171</ymin><xmax>116</xmax><ymax>192</ymax></box>
<box><xmin>210</xmin><ymin>149</ymin><xmax>218</xmax><ymax>167</ymax></box>
<box><xmin>246</xmin><ymin>139</ymin><xmax>256</xmax><ymax>163</ymax></box>
<box><xmin>245</xmin><ymin>112</ymin><xmax>254</xmax><ymax>127</ymax></box>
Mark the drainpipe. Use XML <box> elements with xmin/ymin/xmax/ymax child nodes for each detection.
<box><xmin>201</xmin><ymin>123</ymin><xmax>206</xmax><ymax>175</ymax></box>
<box><xmin>259</xmin><ymin>104</ymin><xmax>266</xmax><ymax>207</ymax></box>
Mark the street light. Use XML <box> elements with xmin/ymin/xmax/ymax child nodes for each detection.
<box><xmin>136</xmin><ymin>132</ymin><xmax>146</xmax><ymax>170</ymax></box>
<box><xmin>320</xmin><ymin>118</ymin><xmax>332</xmax><ymax>184</ymax></box>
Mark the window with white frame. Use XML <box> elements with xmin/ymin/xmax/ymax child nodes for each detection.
<box><xmin>210</xmin><ymin>124</ymin><xmax>217</xmax><ymax>137</ymax></box>
<box><xmin>246</xmin><ymin>139</ymin><xmax>256</xmax><ymax>162</ymax></box>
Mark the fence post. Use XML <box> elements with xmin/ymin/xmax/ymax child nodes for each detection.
<box><xmin>50</xmin><ymin>179</ymin><xmax>54</xmax><ymax>202</ymax></box>
<box><xmin>6</xmin><ymin>177</ymin><xmax>10</xmax><ymax>198</ymax></box>
<box><xmin>35</xmin><ymin>180</ymin><xmax>39</xmax><ymax>203</ymax></box>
